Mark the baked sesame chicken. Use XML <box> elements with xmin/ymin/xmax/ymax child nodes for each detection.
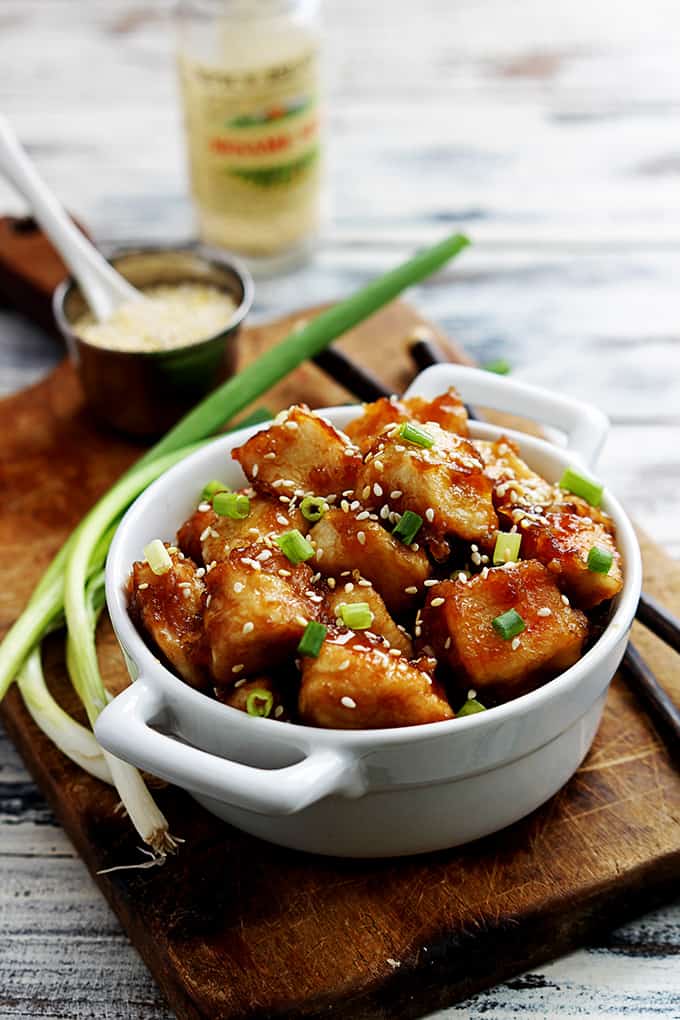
<box><xmin>345</xmin><ymin>388</ymin><xmax>468</xmax><ymax>452</ymax></box>
<box><xmin>357</xmin><ymin>420</ymin><xmax>497</xmax><ymax>545</ymax></box>
<box><xmin>129</xmin><ymin>391</ymin><xmax>624</xmax><ymax>730</ymax></box>
<box><xmin>232</xmin><ymin>404</ymin><xmax>362</xmax><ymax>501</ymax></box>
<box><xmin>309</xmin><ymin>508</ymin><xmax>430</xmax><ymax>614</ymax></box>
<box><xmin>299</xmin><ymin>631</ymin><xmax>453</xmax><ymax>729</ymax></box>
<box><xmin>129</xmin><ymin>546</ymin><xmax>209</xmax><ymax>690</ymax></box>
<box><xmin>177</xmin><ymin>492</ymin><xmax>308</xmax><ymax>566</ymax></box>
<box><xmin>421</xmin><ymin>561</ymin><xmax>588</xmax><ymax>700</ymax></box>
<box><xmin>204</xmin><ymin>544</ymin><xmax>321</xmax><ymax>684</ymax></box>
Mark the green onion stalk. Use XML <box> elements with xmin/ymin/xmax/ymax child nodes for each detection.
<box><xmin>0</xmin><ymin>233</ymin><xmax>469</xmax><ymax>855</ymax></box>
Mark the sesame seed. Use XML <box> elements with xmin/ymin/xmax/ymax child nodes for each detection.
<box><xmin>537</xmin><ymin>607</ymin><xmax>552</xmax><ymax>617</ymax></box>
<box><xmin>327</xmin><ymin>577</ymin><xmax>336</xmax><ymax>589</ymax></box>
<box><xmin>274</xmin><ymin>705</ymin><xmax>284</xmax><ymax>718</ymax></box>
<box><xmin>342</xmin><ymin>489</ymin><xmax>354</xmax><ymax>498</ymax></box>
<box><xmin>178</xmin><ymin>581</ymin><xmax>191</xmax><ymax>588</ymax></box>
<box><xmin>341</xmin><ymin>500</ymin><xmax>350</xmax><ymax>512</ymax></box>
<box><xmin>295</xmin><ymin>615</ymin><xmax>308</xmax><ymax>627</ymax></box>
<box><xmin>511</xmin><ymin>637</ymin><xmax>521</xmax><ymax>650</ymax></box>
<box><xmin>344</xmin><ymin>582</ymin><xmax>355</xmax><ymax>593</ymax></box>
<box><xmin>404</xmin><ymin>586</ymin><xmax>418</xmax><ymax>595</ymax></box>
<box><xmin>285</xmin><ymin>420</ymin><xmax>298</xmax><ymax>430</ymax></box>
<box><xmin>353</xmin><ymin>645</ymin><xmax>370</xmax><ymax>652</ymax></box>
<box><xmin>520</xmin><ymin>518</ymin><xmax>531</xmax><ymax>529</ymax></box>
<box><xmin>444</xmin><ymin>637</ymin><xmax>452</xmax><ymax>649</ymax></box>
<box><xmin>431</xmin><ymin>597</ymin><xmax>445</xmax><ymax>607</ymax></box>
<box><xmin>195</xmin><ymin>567</ymin><xmax>206</xmax><ymax>578</ymax></box>
<box><xmin>411</xmin><ymin>542</ymin><xmax>420</xmax><ymax>551</ymax></box>
<box><xmin>358</xmin><ymin>578</ymin><xmax>372</xmax><ymax>587</ymax></box>
<box><xmin>354</xmin><ymin>510</ymin><xmax>369</xmax><ymax>523</ymax></box>
<box><xmin>272</xmin><ymin>479</ymin><xmax>285</xmax><ymax>488</ymax></box>
<box><xmin>198</xmin><ymin>502</ymin><xmax>211</xmax><ymax>512</ymax></box>
<box><xmin>232</xmin><ymin>664</ymin><xmax>245</xmax><ymax>673</ymax></box>
<box><xmin>256</xmin><ymin>549</ymin><xmax>272</xmax><ymax>561</ymax></box>
<box><xmin>315</xmin><ymin>547</ymin><xmax>324</xmax><ymax>560</ymax></box>
<box><xmin>414</xmin><ymin>626</ymin><xmax>422</xmax><ymax>637</ymax></box>
<box><xmin>242</xmin><ymin>557</ymin><xmax>261</xmax><ymax>570</ymax></box>
<box><xmin>264</xmin><ymin>451</ymin><xmax>276</xmax><ymax>460</ymax></box>
<box><xmin>350</xmin><ymin>500</ymin><xmax>360</xmax><ymax>511</ymax></box>
<box><xmin>341</xmin><ymin>696</ymin><xmax>357</xmax><ymax>709</ymax></box>
<box><xmin>425</xmin><ymin>508</ymin><xmax>435</xmax><ymax>523</ymax></box>
<box><xmin>252</xmin><ymin>464</ymin><xmax>259</xmax><ymax>478</ymax></box>
<box><xmin>206</xmin><ymin>560</ymin><xmax>217</xmax><ymax>572</ymax></box>
<box><xmin>390</xmin><ymin>490</ymin><xmax>402</xmax><ymax>499</ymax></box>
<box><xmin>137</xmin><ymin>582</ymin><xmax>149</xmax><ymax>590</ymax></box>
<box><xmin>338</xmin><ymin>660</ymin><xmax>350</xmax><ymax>671</ymax></box>
<box><xmin>380</xmin><ymin>505</ymin><xmax>390</xmax><ymax>520</ymax></box>
<box><xmin>373</xmin><ymin>483</ymin><xmax>383</xmax><ymax>497</ymax></box>
<box><xmin>357</xmin><ymin>531</ymin><xmax>366</xmax><ymax>545</ymax></box>
<box><xmin>234</xmin><ymin>678</ymin><xmax>247</xmax><ymax>689</ymax></box>
<box><xmin>561</xmin><ymin>594</ymin><xmax>570</xmax><ymax>605</ymax></box>
<box><xmin>340</xmin><ymin>570</ymin><xmax>351</xmax><ymax>576</ymax></box>
<box><xmin>206</xmin><ymin>594</ymin><xmax>212</xmax><ymax>607</ymax></box>
<box><xmin>276</xmin><ymin>514</ymin><xmax>289</xmax><ymax>526</ymax></box>
<box><xmin>374</xmin><ymin>459</ymin><xmax>384</xmax><ymax>472</ymax></box>
<box><xmin>481</xmin><ymin>567</ymin><xmax>490</xmax><ymax>579</ymax></box>
<box><xmin>242</xmin><ymin>621</ymin><xmax>254</xmax><ymax>634</ymax></box>
<box><xmin>233</xmin><ymin>581</ymin><xmax>245</xmax><ymax>593</ymax></box>
<box><xmin>278</xmin><ymin>568</ymin><xmax>292</xmax><ymax>577</ymax></box>
<box><xmin>457</xmin><ymin>572</ymin><xmax>468</xmax><ymax>583</ymax></box>
<box><xmin>361</xmin><ymin>485</ymin><xmax>371</xmax><ymax>500</ymax></box>
<box><xmin>471</xmin><ymin>552</ymin><xmax>482</xmax><ymax>566</ymax></box>
<box><xmin>279</xmin><ymin>495</ymin><xmax>290</xmax><ymax>503</ymax></box>
<box><xmin>199</xmin><ymin>527</ymin><xmax>211</xmax><ymax>542</ymax></box>
<box><xmin>424</xmin><ymin>579</ymin><xmax>438</xmax><ymax>587</ymax></box>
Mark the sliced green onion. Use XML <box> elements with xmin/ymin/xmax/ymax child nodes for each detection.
<box><xmin>587</xmin><ymin>545</ymin><xmax>613</xmax><ymax>574</ymax></box>
<box><xmin>300</xmin><ymin>496</ymin><xmax>328</xmax><ymax>523</ymax></box>
<box><xmin>143</xmin><ymin>539</ymin><xmax>172</xmax><ymax>575</ymax></box>
<box><xmin>493</xmin><ymin>531</ymin><xmax>522</xmax><ymax>565</ymax></box>
<box><xmin>246</xmin><ymin>689</ymin><xmax>274</xmax><ymax>717</ymax></box>
<box><xmin>398</xmin><ymin>421</ymin><xmax>434</xmax><ymax>449</ymax></box>
<box><xmin>458</xmin><ymin>697</ymin><xmax>487</xmax><ymax>717</ymax></box>
<box><xmin>201</xmin><ymin>479</ymin><xmax>230</xmax><ymax>500</ymax></box>
<box><xmin>214</xmin><ymin>491</ymin><xmax>250</xmax><ymax>519</ymax></box>
<box><xmin>483</xmin><ymin>359</ymin><xmax>511</xmax><ymax>375</ymax></box>
<box><xmin>297</xmin><ymin>620</ymin><xmax>327</xmax><ymax>657</ymax></box>
<box><xmin>338</xmin><ymin>602</ymin><xmax>374</xmax><ymax>630</ymax></box>
<box><xmin>275</xmin><ymin>529</ymin><xmax>315</xmax><ymax>564</ymax></box>
<box><xmin>392</xmin><ymin>510</ymin><xmax>423</xmax><ymax>545</ymax></box>
<box><xmin>559</xmin><ymin>466</ymin><xmax>604</xmax><ymax>508</ymax></box>
<box><xmin>492</xmin><ymin>608</ymin><xmax>525</xmax><ymax>640</ymax></box>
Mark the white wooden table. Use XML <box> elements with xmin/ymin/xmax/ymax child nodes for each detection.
<box><xmin>1</xmin><ymin>2</ymin><xmax>680</xmax><ymax>1017</ymax></box>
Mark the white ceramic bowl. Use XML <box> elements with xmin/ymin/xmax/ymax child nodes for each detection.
<box><xmin>96</xmin><ymin>365</ymin><xmax>642</xmax><ymax>857</ymax></box>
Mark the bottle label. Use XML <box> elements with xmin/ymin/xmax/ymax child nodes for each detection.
<box><xmin>179</xmin><ymin>49</ymin><xmax>321</xmax><ymax>213</ymax></box>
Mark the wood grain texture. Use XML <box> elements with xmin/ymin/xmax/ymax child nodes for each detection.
<box><xmin>2</xmin><ymin>304</ymin><xmax>680</xmax><ymax>1020</ymax></box>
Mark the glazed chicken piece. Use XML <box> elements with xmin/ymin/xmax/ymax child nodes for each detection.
<box><xmin>204</xmin><ymin>543</ymin><xmax>322</xmax><ymax>683</ymax></box>
<box><xmin>309</xmin><ymin>508</ymin><xmax>430</xmax><ymax>614</ymax></box>
<box><xmin>177</xmin><ymin>492</ymin><xmax>308</xmax><ymax>566</ymax></box>
<box><xmin>232</xmin><ymin>405</ymin><xmax>362</xmax><ymax>500</ymax></box>
<box><xmin>517</xmin><ymin>512</ymin><xmax>623</xmax><ymax>610</ymax></box>
<box><xmin>324</xmin><ymin>583</ymin><xmax>413</xmax><ymax>656</ymax></box>
<box><xmin>129</xmin><ymin>546</ymin><xmax>209</xmax><ymax>690</ymax></box>
<box><xmin>299</xmin><ymin>630</ymin><xmax>453</xmax><ymax>729</ymax></box>
<box><xmin>357</xmin><ymin>420</ymin><xmax>497</xmax><ymax>545</ymax></box>
<box><xmin>345</xmin><ymin>389</ymin><xmax>468</xmax><ymax>452</ymax></box>
<box><xmin>215</xmin><ymin>675</ymin><xmax>290</xmax><ymax>721</ymax></box>
<box><xmin>475</xmin><ymin>436</ymin><xmax>554</xmax><ymax>514</ymax></box>
<box><xmin>422</xmin><ymin>560</ymin><xmax>588</xmax><ymax>700</ymax></box>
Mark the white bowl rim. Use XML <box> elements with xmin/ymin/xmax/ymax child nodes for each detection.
<box><xmin>105</xmin><ymin>400</ymin><xmax>642</xmax><ymax>751</ymax></box>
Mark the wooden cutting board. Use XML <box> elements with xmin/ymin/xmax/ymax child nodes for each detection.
<box><xmin>2</xmin><ymin>253</ymin><xmax>680</xmax><ymax>1020</ymax></box>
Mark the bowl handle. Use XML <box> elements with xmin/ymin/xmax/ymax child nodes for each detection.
<box><xmin>95</xmin><ymin>679</ymin><xmax>364</xmax><ymax>816</ymax></box>
<box><xmin>404</xmin><ymin>364</ymin><xmax>610</xmax><ymax>467</ymax></box>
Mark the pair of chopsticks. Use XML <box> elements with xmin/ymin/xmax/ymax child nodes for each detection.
<box><xmin>312</xmin><ymin>341</ymin><xmax>680</xmax><ymax>752</ymax></box>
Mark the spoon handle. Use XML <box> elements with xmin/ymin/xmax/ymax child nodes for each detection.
<box><xmin>0</xmin><ymin>116</ymin><xmax>138</xmax><ymax>320</ymax></box>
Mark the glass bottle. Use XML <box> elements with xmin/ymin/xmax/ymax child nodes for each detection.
<box><xmin>176</xmin><ymin>0</ymin><xmax>323</xmax><ymax>270</ymax></box>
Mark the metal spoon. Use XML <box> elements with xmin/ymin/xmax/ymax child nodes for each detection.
<box><xmin>0</xmin><ymin>115</ymin><xmax>141</xmax><ymax>321</ymax></box>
